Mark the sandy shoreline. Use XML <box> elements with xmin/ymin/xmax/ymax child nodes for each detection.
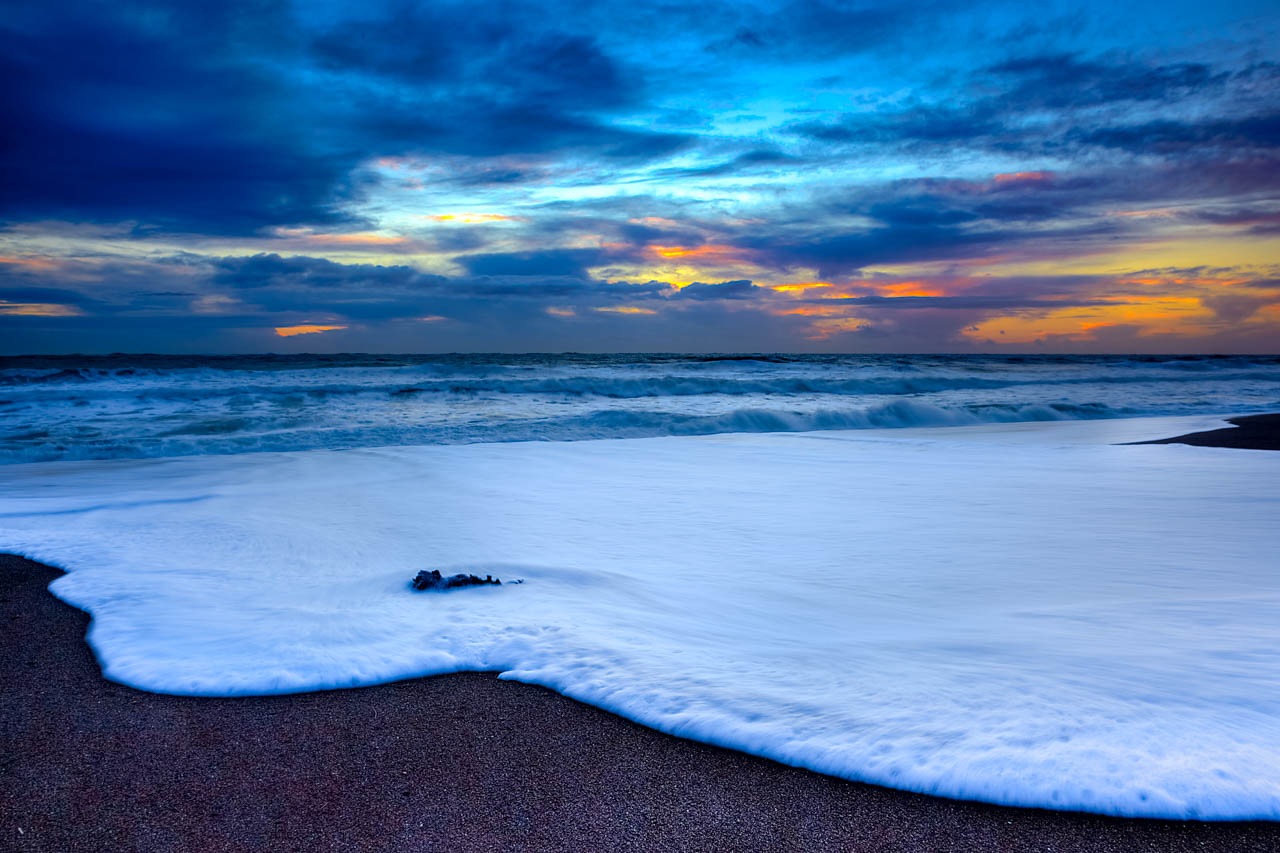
<box><xmin>3</xmin><ymin>550</ymin><xmax>1277</xmax><ymax>851</ymax></box>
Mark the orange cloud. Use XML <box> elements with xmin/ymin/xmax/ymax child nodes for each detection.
<box><xmin>0</xmin><ymin>256</ymin><xmax>58</xmax><ymax>270</ymax></box>
<box><xmin>425</xmin><ymin>213</ymin><xmax>523</xmax><ymax>223</ymax></box>
<box><xmin>993</xmin><ymin>170</ymin><xmax>1053</xmax><ymax>185</ymax></box>
<box><xmin>962</xmin><ymin>298</ymin><xmax>1213</xmax><ymax>344</ymax></box>
<box><xmin>546</xmin><ymin>307</ymin><xmax>576</xmax><ymax>317</ymax></box>
<box><xmin>1119</xmin><ymin>275</ymin><xmax>1249</xmax><ymax>287</ymax></box>
<box><xmin>650</xmin><ymin>244</ymin><xmax>737</xmax><ymax>259</ymax></box>
<box><xmin>776</xmin><ymin>305</ymin><xmax>852</xmax><ymax>317</ymax></box>
<box><xmin>0</xmin><ymin>301</ymin><xmax>83</xmax><ymax>316</ymax></box>
<box><xmin>877</xmin><ymin>280</ymin><xmax>947</xmax><ymax>297</ymax></box>
<box><xmin>594</xmin><ymin>306</ymin><xmax>657</xmax><ymax>315</ymax></box>
<box><xmin>770</xmin><ymin>282</ymin><xmax>832</xmax><ymax>292</ymax></box>
<box><xmin>273</xmin><ymin>324</ymin><xmax>348</xmax><ymax>337</ymax></box>
<box><xmin>806</xmin><ymin>317</ymin><xmax>869</xmax><ymax>339</ymax></box>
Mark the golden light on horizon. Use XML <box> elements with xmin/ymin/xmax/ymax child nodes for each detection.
<box><xmin>776</xmin><ymin>304</ymin><xmax>853</xmax><ymax>317</ymax></box>
<box><xmin>0</xmin><ymin>256</ymin><xmax>58</xmax><ymax>270</ymax></box>
<box><xmin>313</xmin><ymin>233</ymin><xmax>406</xmax><ymax>245</ymax></box>
<box><xmin>425</xmin><ymin>213</ymin><xmax>523</xmax><ymax>223</ymax></box>
<box><xmin>877</xmin><ymin>281</ymin><xmax>947</xmax><ymax>297</ymax></box>
<box><xmin>273</xmin><ymin>324</ymin><xmax>348</xmax><ymax>337</ymax></box>
<box><xmin>594</xmin><ymin>306</ymin><xmax>658</xmax><ymax>315</ymax></box>
<box><xmin>650</xmin><ymin>244</ymin><xmax>737</xmax><ymax>259</ymax></box>
<box><xmin>0</xmin><ymin>301</ymin><xmax>83</xmax><ymax>316</ymax></box>
<box><xmin>268</xmin><ymin>227</ymin><xmax>413</xmax><ymax>249</ymax></box>
<box><xmin>771</xmin><ymin>282</ymin><xmax>832</xmax><ymax>292</ymax></box>
<box><xmin>961</xmin><ymin>297</ymin><xmax>1214</xmax><ymax>344</ymax></box>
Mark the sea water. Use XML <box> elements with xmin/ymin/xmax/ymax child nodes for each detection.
<box><xmin>2</xmin><ymin>353</ymin><xmax>1278</xmax><ymax>463</ymax></box>
<box><xmin>1</xmin><ymin>354</ymin><xmax>1279</xmax><ymax>819</ymax></box>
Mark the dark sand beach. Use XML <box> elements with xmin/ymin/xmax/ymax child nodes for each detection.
<box><xmin>1130</xmin><ymin>413</ymin><xmax>1280</xmax><ymax>450</ymax></box>
<box><xmin>3</xmin><ymin>549</ymin><xmax>1278</xmax><ymax>852</ymax></box>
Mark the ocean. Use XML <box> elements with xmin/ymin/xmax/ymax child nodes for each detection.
<box><xmin>2</xmin><ymin>353</ymin><xmax>1279</xmax><ymax>463</ymax></box>
<box><xmin>2</xmin><ymin>353</ymin><xmax>1279</xmax><ymax>819</ymax></box>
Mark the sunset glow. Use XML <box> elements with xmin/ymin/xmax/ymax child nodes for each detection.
<box><xmin>273</xmin><ymin>324</ymin><xmax>348</xmax><ymax>337</ymax></box>
<box><xmin>0</xmin><ymin>301</ymin><xmax>84</xmax><ymax>317</ymax></box>
<box><xmin>1</xmin><ymin>0</ymin><xmax>1276</xmax><ymax>353</ymax></box>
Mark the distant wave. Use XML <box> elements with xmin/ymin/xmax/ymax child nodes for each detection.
<box><xmin>387</xmin><ymin>371</ymin><xmax>1280</xmax><ymax>399</ymax></box>
<box><xmin>1</xmin><ymin>353</ymin><xmax>1277</xmax><ymax>464</ymax></box>
<box><xmin>5</xmin><ymin>370</ymin><xmax>1280</xmax><ymax>401</ymax></box>
<box><xmin>3</xmin><ymin>352</ymin><xmax>1280</xmax><ymax>387</ymax></box>
<box><xmin>0</xmin><ymin>399</ymin><xmax>1141</xmax><ymax>464</ymax></box>
<box><xmin>543</xmin><ymin>399</ymin><xmax>1130</xmax><ymax>438</ymax></box>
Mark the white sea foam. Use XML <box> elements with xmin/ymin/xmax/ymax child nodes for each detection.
<box><xmin>2</xmin><ymin>414</ymin><xmax>1279</xmax><ymax>819</ymax></box>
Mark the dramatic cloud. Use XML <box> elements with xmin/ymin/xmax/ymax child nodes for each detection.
<box><xmin>455</xmin><ymin>249</ymin><xmax>624</xmax><ymax>279</ymax></box>
<box><xmin>1</xmin><ymin>0</ymin><xmax>1278</xmax><ymax>352</ymax></box>
<box><xmin>0</xmin><ymin>1</ymin><xmax>689</xmax><ymax>234</ymax></box>
<box><xmin>789</xmin><ymin>56</ymin><xmax>1279</xmax><ymax>161</ymax></box>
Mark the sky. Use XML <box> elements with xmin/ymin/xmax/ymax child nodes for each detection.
<box><xmin>2</xmin><ymin>0</ymin><xmax>1278</xmax><ymax>354</ymax></box>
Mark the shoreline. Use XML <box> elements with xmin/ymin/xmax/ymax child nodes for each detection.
<box><xmin>1128</xmin><ymin>413</ymin><xmax>1280</xmax><ymax>450</ymax></box>
<box><xmin>3</xmin><ymin>553</ymin><xmax>1277</xmax><ymax>851</ymax></box>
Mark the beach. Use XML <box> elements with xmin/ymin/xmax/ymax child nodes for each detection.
<box><xmin>4</xmin><ymin>551</ymin><xmax>1279</xmax><ymax>852</ymax></box>
<box><xmin>7</xmin><ymin>0</ymin><xmax>1280</xmax><ymax>840</ymax></box>
<box><xmin>3</xmin><ymin>356</ymin><xmax>1280</xmax><ymax>849</ymax></box>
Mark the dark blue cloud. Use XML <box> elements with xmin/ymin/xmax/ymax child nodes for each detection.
<box><xmin>0</xmin><ymin>286</ymin><xmax>99</xmax><ymax>305</ymax></box>
<box><xmin>706</xmin><ymin>0</ymin><xmax>905</xmax><ymax>58</ymax></box>
<box><xmin>1070</xmin><ymin>113</ymin><xmax>1280</xmax><ymax>153</ymax></box>
<box><xmin>647</xmin><ymin>149</ymin><xmax>799</xmax><ymax>180</ymax></box>
<box><xmin>0</xmin><ymin>0</ymin><xmax>689</xmax><ymax>234</ymax></box>
<box><xmin>734</xmin><ymin>223</ymin><xmax>1009</xmax><ymax>277</ymax></box>
<box><xmin>0</xmin><ymin>3</ymin><xmax>352</xmax><ymax>233</ymax></box>
<box><xmin>675</xmin><ymin>280</ymin><xmax>761</xmax><ymax>300</ymax></box>
<box><xmin>788</xmin><ymin>54</ymin><xmax>1276</xmax><ymax>159</ymax></box>
<box><xmin>617</xmin><ymin>221</ymin><xmax>707</xmax><ymax>246</ymax></box>
<box><xmin>211</xmin><ymin>254</ymin><xmax>428</xmax><ymax>290</ymax></box>
<box><xmin>202</xmin><ymin>253</ymin><xmax>673</xmax><ymax>309</ymax></box>
<box><xmin>985</xmin><ymin>54</ymin><xmax>1227</xmax><ymax>109</ymax></box>
<box><xmin>792</xmin><ymin>108</ymin><xmax>1003</xmax><ymax>146</ymax></box>
<box><xmin>866</xmin><ymin>200</ymin><xmax>981</xmax><ymax>227</ymax></box>
<box><xmin>456</xmin><ymin>249</ymin><xmax>620</xmax><ymax>278</ymax></box>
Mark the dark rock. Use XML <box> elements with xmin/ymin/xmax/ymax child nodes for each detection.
<box><xmin>411</xmin><ymin>570</ymin><xmax>505</xmax><ymax>591</ymax></box>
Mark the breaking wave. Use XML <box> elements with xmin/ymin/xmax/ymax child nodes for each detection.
<box><xmin>1</xmin><ymin>353</ymin><xmax>1276</xmax><ymax>463</ymax></box>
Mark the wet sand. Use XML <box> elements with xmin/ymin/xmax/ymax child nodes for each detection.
<box><xmin>3</xmin><ymin>553</ymin><xmax>1277</xmax><ymax>851</ymax></box>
